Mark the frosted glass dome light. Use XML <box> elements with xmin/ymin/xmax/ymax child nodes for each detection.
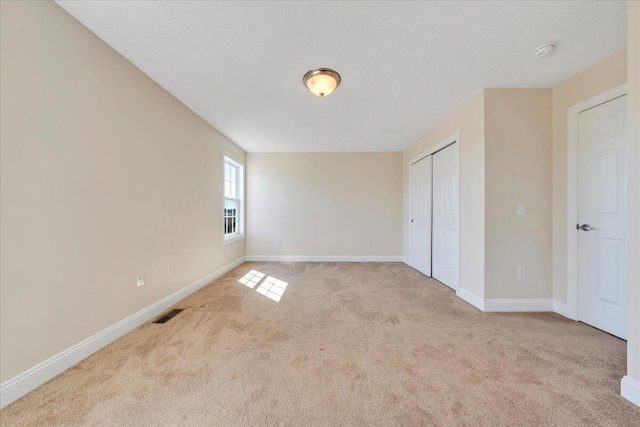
<box><xmin>303</xmin><ymin>68</ymin><xmax>341</xmax><ymax>97</ymax></box>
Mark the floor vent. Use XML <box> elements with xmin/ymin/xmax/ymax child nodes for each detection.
<box><xmin>153</xmin><ymin>308</ymin><xmax>184</xmax><ymax>324</ymax></box>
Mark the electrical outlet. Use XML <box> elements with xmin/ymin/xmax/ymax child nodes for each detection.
<box><xmin>137</xmin><ymin>273</ymin><xmax>145</xmax><ymax>287</ymax></box>
<box><xmin>368</xmin><ymin>240</ymin><xmax>374</xmax><ymax>247</ymax></box>
<box><xmin>517</xmin><ymin>267</ymin><xmax>525</xmax><ymax>278</ymax></box>
<box><xmin>517</xmin><ymin>204</ymin><xmax>526</xmax><ymax>216</ymax></box>
<box><xmin>168</xmin><ymin>264</ymin><xmax>173</xmax><ymax>276</ymax></box>
<box><xmin>386</xmin><ymin>240</ymin><xmax>391</xmax><ymax>246</ymax></box>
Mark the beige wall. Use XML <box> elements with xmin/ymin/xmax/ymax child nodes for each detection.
<box><xmin>484</xmin><ymin>89</ymin><xmax>553</xmax><ymax>300</ymax></box>
<box><xmin>403</xmin><ymin>89</ymin><xmax>552</xmax><ymax>301</ymax></box>
<box><xmin>0</xmin><ymin>1</ymin><xmax>245</xmax><ymax>382</ymax></box>
<box><xmin>246</xmin><ymin>153</ymin><xmax>402</xmax><ymax>257</ymax></box>
<box><xmin>403</xmin><ymin>91</ymin><xmax>486</xmax><ymax>298</ymax></box>
<box><xmin>551</xmin><ymin>49</ymin><xmax>627</xmax><ymax>303</ymax></box>
<box><xmin>626</xmin><ymin>1</ymin><xmax>640</xmax><ymax>385</ymax></box>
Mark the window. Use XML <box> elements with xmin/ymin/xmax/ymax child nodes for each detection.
<box><xmin>224</xmin><ymin>154</ymin><xmax>244</xmax><ymax>242</ymax></box>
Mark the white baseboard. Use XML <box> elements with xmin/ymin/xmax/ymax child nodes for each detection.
<box><xmin>483</xmin><ymin>299</ymin><xmax>553</xmax><ymax>312</ymax></box>
<box><xmin>455</xmin><ymin>292</ymin><xmax>556</xmax><ymax>314</ymax></box>
<box><xmin>0</xmin><ymin>256</ymin><xmax>246</xmax><ymax>409</ymax></box>
<box><xmin>402</xmin><ymin>256</ymin><xmax>410</xmax><ymax>266</ymax></box>
<box><xmin>456</xmin><ymin>287</ymin><xmax>485</xmax><ymax>311</ymax></box>
<box><xmin>245</xmin><ymin>255</ymin><xmax>403</xmax><ymax>262</ymax></box>
<box><xmin>621</xmin><ymin>376</ymin><xmax>640</xmax><ymax>407</ymax></box>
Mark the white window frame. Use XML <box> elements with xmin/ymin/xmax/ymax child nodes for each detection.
<box><xmin>223</xmin><ymin>151</ymin><xmax>245</xmax><ymax>244</ymax></box>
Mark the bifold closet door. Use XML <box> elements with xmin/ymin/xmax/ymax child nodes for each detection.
<box><xmin>409</xmin><ymin>155</ymin><xmax>432</xmax><ymax>276</ymax></box>
<box><xmin>432</xmin><ymin>143</ymin><xmax>459</xmax><ymax>290</ymax></box>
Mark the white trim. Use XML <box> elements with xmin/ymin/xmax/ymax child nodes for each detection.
<box><xmin>621</xmin><ymin>376</ymin><xmax>640</xmax><ymax>407</ymax></box>
<box><xmin>0</xmin><ymin>256</ymin><xmax>246</xmax><ymax>409</ymax></box>
<box><xmin>456</xmin><ymin>292</ymin><xmax>559</xmax><ymax>314</ymax></box>
<box><xmin>223</xmin><ymin>234</ymin><xmax>245</xmax><ymax>245</ymax></box>
<box><xmin>483</xmin><ymin>299</ymin><xmax>552</xmax><ymax>312</ymax></box>
<box><xmin>456</xmin><ymin>287</ymin><xmax>484</xmax><ymax>311</ymax></box>
<box><xmin>245</xmin><ymin>255</ymin><xmax>403</xmax><ymax>263</ymax></box>
<box><xmin>565</xmin><ymin>85</ymin><xmax>628</xmax><ymax>321</ymax></box>
<box><xmin>402</xmin><ymin>256</ymin><xmax>411</xmax><ymax>266</ymax></box>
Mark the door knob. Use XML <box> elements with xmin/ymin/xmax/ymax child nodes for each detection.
<box><xmin>577</xmin><ymin>224</ymin><xmax>592</xmax><ymax>231</ymax></box>
<box><xmin>411</xmin><ymin>219</ymin><xmax>414</xmax><ymax>223</ymax></box>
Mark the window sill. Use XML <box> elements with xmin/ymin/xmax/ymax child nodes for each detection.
<box><xmin>223</xmin><ymin>234</ymin><xmax>245</xmax><ymax>245</ymax></box>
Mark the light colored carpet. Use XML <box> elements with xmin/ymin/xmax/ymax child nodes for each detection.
<box><xmin>2</xmin><ymin>262</ymin><xmax>639</xmax><ymax>426</ymax></box>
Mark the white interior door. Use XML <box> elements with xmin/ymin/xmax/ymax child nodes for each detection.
<box><xmin>409</xmin><ymin>156</ymin><xmax>432</xmax><ymax>276</ymax></box>
<box><xmin>577</xmin><ymin>95</ymin><xmax>627</xmax><ymax>339</ymax></box>
<box><xmin>432</xmin><ymin>142</ymin><xmax>459</xmax><ymax>290</ymax></box>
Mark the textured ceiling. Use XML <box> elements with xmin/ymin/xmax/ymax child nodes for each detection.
<box><xmin>55</xmin><ymin>1</ymin><xmax>626</xmax><ymax>152</ymax></box>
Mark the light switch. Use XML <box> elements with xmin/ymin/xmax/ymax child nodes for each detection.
<box><xmin>517</xmin><ymin>204</ymin><xmax>525</xmax><ymax>216</ymax></box>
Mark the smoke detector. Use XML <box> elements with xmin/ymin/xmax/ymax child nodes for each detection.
<box><xmin>534</xmin><ymin>42</ymin><xmax>557</xmax><ymax>58</ymax></box>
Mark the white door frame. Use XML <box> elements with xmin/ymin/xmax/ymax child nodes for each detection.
<box><xmin>566</xmin><ymin>84</ymin><xmax>627</xmax><ymax>320</ymax></box>
<box><xmin>408</xmin><ymin>131</ymin><xmax>460</xmax><ymax>288</ymax></box>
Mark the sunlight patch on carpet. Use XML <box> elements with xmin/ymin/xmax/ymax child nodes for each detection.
<box><xmin>238</xmin><ymin>270</ymin><xmax>265</xmax><ymax>289</ymax></box>
<box><xmin>256</xmin><ymin>276</ymin><xmax>288</xmax><ymax>302</ymax></box>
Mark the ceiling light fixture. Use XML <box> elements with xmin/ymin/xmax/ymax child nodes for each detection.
<box><xmin>303</xmin><ymin>68</ymin><xmax>341</xmax><ymax>97</ymax></box>
<box><xmin>534</xmin><ymin>42</ymin><xmax>557</xmax><ymax>58</ymax></box>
